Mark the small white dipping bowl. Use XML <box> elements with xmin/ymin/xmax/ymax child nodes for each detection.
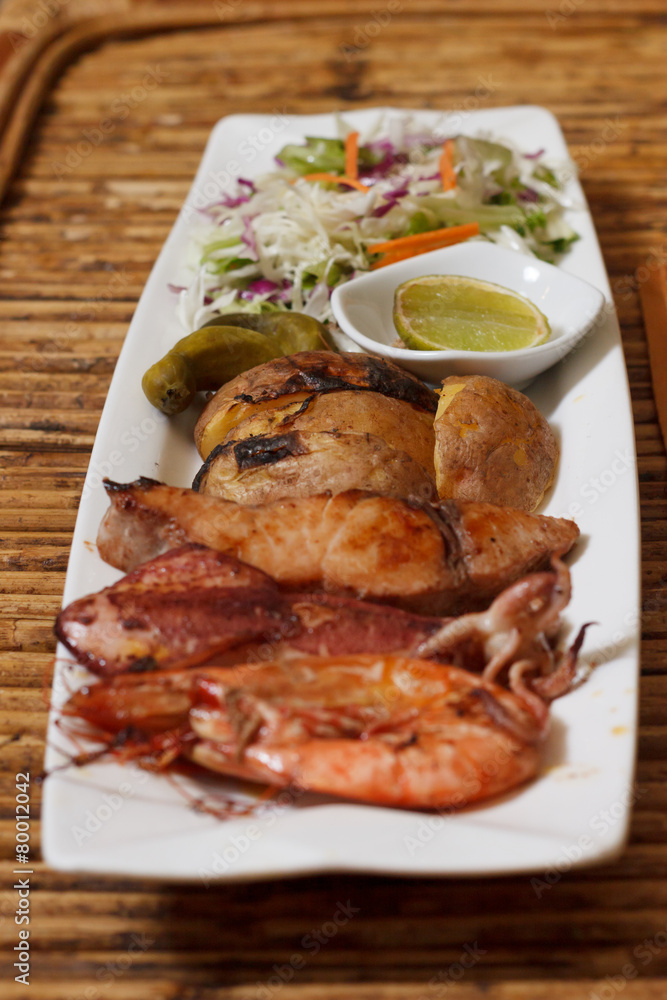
<box><xmin>331</xmin><ymin>242</ymin><xmax>606</xmax><ymax>388</ymax></box>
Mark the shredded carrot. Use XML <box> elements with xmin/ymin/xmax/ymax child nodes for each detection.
<box><xmin>439</xmin><ymin>139</ymin><xmax>457</xmax><ymax>191</ymax></box>
<box><xmin>370</xmin><ymin>243</ymin><xmax>465</xmax><ymax>269</ymax></box>
<box><xmin>369</xmin><ymin>222</ymin><xmax>480</xmax><ymax>257</ymax></box>
<box><xmin>369</xmin><ymin>247</ymin><xmax>435</xmax><ymax>269</ymax></box>
<box><xmin>296</xmin><ymin>171</ymin><xmax>370</xmax><ymax>193</ymax></box>
<box><xmin>369</xmin><ymin>226</ymin><xmax>480</xmax><ymax>269</ymax></box>
<box><xmin>344</xmin><ymin>131</ymin><xmax>360</xmax><ymax>180</ymax></box>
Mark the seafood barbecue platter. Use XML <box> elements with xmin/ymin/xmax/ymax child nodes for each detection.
<box><xmin>42</xmin><ymin>106</ymin><xmax>640</xmax><ymax>880</ymax></box>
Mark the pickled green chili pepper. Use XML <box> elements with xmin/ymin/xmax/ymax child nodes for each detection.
<box><xmin>142</xmin><ymin>312</ymin><xmax>334</xmax><ymax>415</ymax></box>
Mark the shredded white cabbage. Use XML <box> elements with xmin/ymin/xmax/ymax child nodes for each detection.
<box><xmin>174</xmin><ymin>116</ymin><xmax>579</xmax><ymax>332</ymax></box>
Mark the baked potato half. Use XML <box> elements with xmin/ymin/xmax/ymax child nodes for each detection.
<box><xmin>194</xmin><ymin>350</ymin><xmax>438</xmax><ymax>459</ymax></box>
<box><xmin>434</xmin><ymin>374</ymin><xmax>558</xmax><ymax>511</ymax></box>
<box><xmin>193</xmin><ymin>430</ymin><xmax>436</xmax><ymax>506</ymax></box>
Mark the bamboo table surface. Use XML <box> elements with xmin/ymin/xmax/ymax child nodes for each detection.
<box><xmin>1</xmin><ymin>0</ymin><xmax>667</xmax><ymax>997</ymax></box>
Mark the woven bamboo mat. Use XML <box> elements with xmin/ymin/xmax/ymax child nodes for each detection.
<box><xmin>1</xmin><ymin>1</ymin><xmax>667</xmax><ymax>997</ymax></box>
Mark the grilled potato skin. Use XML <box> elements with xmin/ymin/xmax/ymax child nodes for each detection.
<box><xmin>194</xmin><ymin>350</ymin><xmax>438</xmax><ymax>459</ymax></box>
<box><xmin>220</xmin><ymin>389</ymin><xmax>436</xmax><ymax>479</ymax></box>
<box><xmin>434</xmin><ymin>374</ymin><xmax>559</xmax><ymax>511</ymax></box>
<box><xmin>193</xmin><ymin>430</ymin><xmax>436</xmax><ymax>506</ymax></box>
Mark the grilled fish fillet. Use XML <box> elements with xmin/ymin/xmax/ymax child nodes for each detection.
<box><xmin>96</xmin><ymin>479</ymin><xmax>579</xmax><ymax>615</ymax></box>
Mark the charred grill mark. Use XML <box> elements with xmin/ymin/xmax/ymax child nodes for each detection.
<box><xmin>231</xmin><ymin>353</ymin><xmax>438</xmax><ymax>413</ymax></box>
<box><xmin>413</xmin><ymin>499</ymin><xmax>466</xmax><ymax>586</ymax></box>
<box><xmin>121</xmin><ymin>618</ymin><xmax>145</xmax><ymax>630</ymax></box>
<box><xmin>74</xmin><ymin>613</ymin><xmax>95</xmax><ymax>626</ymax></box>
<box><xmin>127</xmin><ymin>657</ymin><xmax>160</xmax><ymax>673</ymax></box>
<box><xmin>278</xmin><ymin>394</ymin><xmax>316</xmax><ymax>427</ymax></box>
<box><xmin>233</xmin><ymin>432</ymin><xmax>310</xmax><ymax>470</ymax></box>
<box><xmin>192</xmin><ymin>456</ymin><xmax>210</xmax><ymax>491</ymax></box>
<box><xmin>395</xmin><ymin>732</ymin><xmax>419</xmax><ymax>751</ymax></box>
<box><xmin>103</xmin><ymin>476</ymin><xmax>162</xmax><ymax>495</ymax></box>
<box><xmin>192</xmin><ymin>432</ymin><xmax>311</xmax><ymax>489</ymax></box>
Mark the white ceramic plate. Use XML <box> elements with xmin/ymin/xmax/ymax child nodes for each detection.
<box><xmin>42</xmin><ymin>106</ymin><xmax>640</xmax><ymax>881</ymax></box>
<box><xmin>331</xmin><ymin>242</ymin><xmax>606</xmax><ymax>388</ymax></box>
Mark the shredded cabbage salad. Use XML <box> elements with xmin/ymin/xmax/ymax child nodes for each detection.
<box><xmin>174</xmin><ymin>116</ymin><xmax>579</xmax><ymax>331</ymax></box>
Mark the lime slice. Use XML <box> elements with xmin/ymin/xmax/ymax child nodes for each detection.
<box><xmin>393</xmin><ymin>274</ymin><xmax>551</xmax><ymax>352</ymax></box>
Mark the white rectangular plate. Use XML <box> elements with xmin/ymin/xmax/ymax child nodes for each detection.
<box><xmin>42</xmin><ymin>106</ymin><xmax>640</xmax><ymax>881</ymax></box>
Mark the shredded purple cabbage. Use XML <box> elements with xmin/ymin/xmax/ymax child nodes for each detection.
<box><xmin>360</xmin><ymin>153</ymin><xmax>408</xmax><ymax>182</ymax></box>
<box><xmin>240</xmin><ymin>216</ymin><xmax>259</xmax><ymax>260</ymax></box>
<box><xmin>359</xmin><ymin>139</ymin><xmax>409</xmax><ymax>181</ymax></box>
<box><xmin>371</xmin><ymin>201</ymin><xmax>395</xmax><ymax>219</ymax></box>
<box><xmin>371</xmin><ymin>182</ymin><xmax>410</xmax><ymax>218</ymax></box>
<box><xmin>203</xmin><ymin>181</ymin><xmax>255</xmax><ymax>216</ymax></box>
<box><xmin>239</xmin><ymin>278</ymin><xmax>291</xmax><ymax>303</ymax></box>
<box><xmin>365</xmin><ymin>138</ymin><xmax>394</xmax><ymax>154</ymax></box>
<box><xmin>219</xmin><ymin>193</ymin><xmax>252</xmax><ymax>209</ymax></box>
<box><xmin>359</xmin><ymin>135</ymin><xmax>444</xmax><ymax>183</ymax></box>
<box><xmin>246</xmin><ymin>278</ymin><xmax>280</xmax><ymax>295</ymax></box>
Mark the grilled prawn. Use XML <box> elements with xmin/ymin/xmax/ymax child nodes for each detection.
<box><xmin>65</xmin><ymin>654</ymin><xmax>546</xmax><ymax>810</ymax></box>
